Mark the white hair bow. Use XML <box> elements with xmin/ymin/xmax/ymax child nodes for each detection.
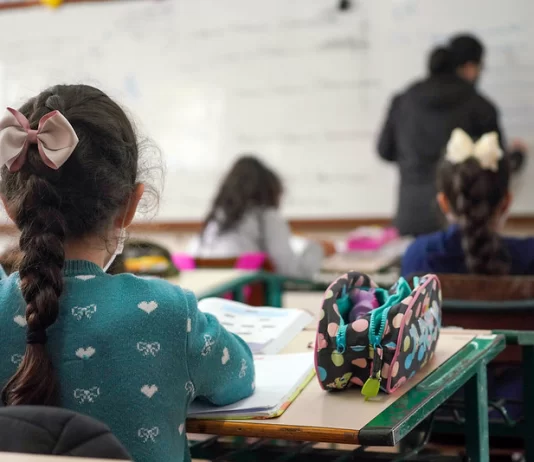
<box><xmin>445</xmin><ymin>128</ymin><xmax>503</xmax><ymax>171</ymax></box>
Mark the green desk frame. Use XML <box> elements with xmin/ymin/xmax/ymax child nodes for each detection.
<box><xmin>192</xmin><ymin>272</ymin><xmax>529</xmax><ymax>459</ymax></box>
<box><xmin>189</xmin><ymin>335</ymin><xmax>504</xmax><ymax>462</ymax></box>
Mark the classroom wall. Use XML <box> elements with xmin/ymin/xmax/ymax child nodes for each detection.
<box><xmin>0</xmin><ymin>0</ymin><xmax>533</xmax><ymax>225</ymax></box>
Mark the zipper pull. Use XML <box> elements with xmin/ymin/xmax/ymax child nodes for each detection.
<box><xmin>361</xmin><ymin>344</ymin><xmax>382</xmax><ymax>400</ymax></box>
<box><xmin>362</xmin><ymin>371</ymin><xmax>381</xmax><ymax>400</ymax></box>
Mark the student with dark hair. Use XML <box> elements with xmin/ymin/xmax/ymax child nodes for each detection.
<box><xmin>401</xmin><ymin>129</ymin><xmax>534</xmax><ymax>277</ymax></box>
<box><xmin>0</xmin><ymin>85</ymin><xmax>254</xmax><ymax>462</ymax></box>
<box><xmin>196</xmin><ymin>155</ymin><xmax>325</xmax><ymax>278</ymax></box>
<box><xmin>378</xmin><ymin>33</ymin><xmax>527</xmax><ymax>236</ymax></box>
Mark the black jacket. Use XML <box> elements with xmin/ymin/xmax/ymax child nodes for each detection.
<box><xmin>378</xmin><ymin>74</ymin><xmax>523</xmax><ymax>236</ymax></box>
<box><xmin>0</xmin><ymin>406</ymin><xmax>130</xmax><ymax>459</ymax></box>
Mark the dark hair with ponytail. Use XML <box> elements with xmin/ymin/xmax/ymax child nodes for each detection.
<box><xmin>438</xmin><ymin>154</ymin><xmax>511</xmax><ymax>275</ymax></box>
<box><xmin>428</xmin><ymin>47</ymin><xmax>455</xmax><ymax>75</ymax></box>
<box><xmin>203</xmin><ymin>155</ymin><xmax>283</xmax><ymax>235</ymax></box>
<box><xmin>0</xmin><ymin>84</ymin><xmax>160</xmax><ymax>406</ymax></box>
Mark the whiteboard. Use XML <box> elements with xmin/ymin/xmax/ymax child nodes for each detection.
<box><xmin>0</xmin><ymin>0</ymin><xmax>533</xmax><ymax>221</ymax></box>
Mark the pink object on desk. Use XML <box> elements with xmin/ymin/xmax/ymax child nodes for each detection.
<box><xmin>171</xmin><ymin>253</ymin><xmax>266</xmax><ymax>271</ymax></box>
<box><xmin>235</xmin><ymin>253</ymin><xmax>267</xmax><ymax>270</ymax></box>
<box><xmin>346</xmin><ymin>227</ymin><xmax>399</xmax><ymax>251</ymax></box>
<box><xmin>170</xmin><ymin>252</ymin><xmax>267</xmax><ymax>301</ymax></box>
<box><xmin>171</xmin><ymin>254</ymin><xmax>196</xmax><ymax>271</ymax></box>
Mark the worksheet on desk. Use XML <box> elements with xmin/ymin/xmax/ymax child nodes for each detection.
<box><xmin>198</xmin><ymin>298</ymin><xmax>313</xmax><ymax>355</ymax></box>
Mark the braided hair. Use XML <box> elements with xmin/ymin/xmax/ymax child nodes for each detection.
<box><xmin>0</xmin><ymin>84</ymin><xmax>159</xmax><ymax>405</ymax></box>
<box><xmin>438</xmin><ymin>154</ymin><xmax>511</xmax><ymax>275</ymax></box>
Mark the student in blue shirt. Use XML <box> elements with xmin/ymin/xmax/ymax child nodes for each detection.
<box><xmin>0</xmin><ymin>85</ymin><xmax>254</xmax><ymax>462</ymax></box>
<box><xmin>402</xmin><ymin>128</ymin><xmax>534</xmax><ymax>278</ymax></box>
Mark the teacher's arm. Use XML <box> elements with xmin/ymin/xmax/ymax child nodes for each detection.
<box><xmin>479</xmin><ymin>101</ymin><xmax>526</xmax><ymax>173</ymax></box>
<box><xmin>377</xmin><ymin>95</ymin><xmax>401</xmax><ymax>162</ymax></box>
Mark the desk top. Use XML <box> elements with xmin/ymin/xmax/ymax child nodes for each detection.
<box><xmin>187</xmin><ymin>330</ymin><xmax>504</xmax><ymax>445</ymax></box>
<box><xmin>168</xmin><ymin>269</ymin><xmax>261</xmax><ymax>298</ymax></box>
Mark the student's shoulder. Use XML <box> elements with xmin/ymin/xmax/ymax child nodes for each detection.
<box><xmin>107</xmin><ymin>273</ymin><xmax>197</xmax><ymax>317</ymax></box>
<box><xmin>503</xmin><ymin>235</ymin><xmax>534</xmax><ymax>257</ymax></box>
<box><xmin>406</xmin><ymin>229</ymin><xmax>445</xmax><ymax>253</ymax></box>
<box><xmin>259</xmin><ymin>207</ymin><xmax>284</xmax><ymax>221</ymax></box>
<box><xmin>402</xmin><ymin>230</ymin><xmax>447</xmax><ymax>274</ymax></box>
<box><xmin>0</xmin><ymin>271</ymin><xmax>22</xmax><ymax>293</ymax></box>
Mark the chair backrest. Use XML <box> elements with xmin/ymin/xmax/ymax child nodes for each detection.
<box><xmin>438</xmin><ymin>273</ymin><xmax>534</xmax><ymax>328</ymax></box>
<box><xmin>436</xmin><ymin>274</ymin><xmax>534</xmax><ymax>363</ymax></box>
<box><xmin>171</xmin><ymin>253</ymin><xmax>272</xmax><ymax>305</ymax></box>
<box><xmin>0</xmin><ymin>406</ymin><xmax>130</xmax><ymax>459</ymax></box>
<box><xmin>439</xmin><ymin>273</ymin><xmax>534</xmax><ymax>301</ymax></box>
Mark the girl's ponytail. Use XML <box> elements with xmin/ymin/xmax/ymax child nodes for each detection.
<box><xmin>2</xmin><ymin>174</ymin><xmax>66</xmax><ymax>405</ymax></box>
<box><xmin>452</xmin><ymin>159</ymin><xmax>510</xmax><ymax>274</ymax></box>
<box><xmin>438</xmin><ymin>128</ymin><xmax>511</xmax><ymax>275</ymax></box>
<box><xmin>428</xmin><ymin>46</ymin><xmax>454</xmax><ymax>76</ymax></box>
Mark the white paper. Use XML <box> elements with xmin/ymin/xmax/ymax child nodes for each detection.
<box><xmin>198</xmin><ymin>298</ymin><xmax>313</xmax><ymax>354</ymax></box>
<box><xmin>188</xmin><ymin>353</ymin><xmax>314</xmax><ymax>418</ymax></box>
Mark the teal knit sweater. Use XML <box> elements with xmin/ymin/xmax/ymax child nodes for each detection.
<box><xmin>0</xmin><ymin>261</ymin><xmax>255</xmax><ymax>462</ymax></box>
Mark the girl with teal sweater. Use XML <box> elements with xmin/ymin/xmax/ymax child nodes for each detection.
<box><xmin>0</xmin><ymin>85</ymin><xmax>254</xmax><ymax>462</ymax></box>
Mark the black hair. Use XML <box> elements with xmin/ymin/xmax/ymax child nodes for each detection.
<box><xmin>0</xmin><ymin>84</ymin><xmax>160</xmax><ymax>406</ymax></box>
<box><xmin>438</xmin><ymin>148</ymin><xmax>510</xmax><ymax>275</ymax></box>
<box><xmin>428</xmin><ymin>34</ymin><xmax>484</xmax><ymax>76</ymax></box>
<box><xmin>203</xmin><ymin>155</ymin><xmax>283</xmax><ymax>235</ymax></box>
<box><xmin>428</xmin><ymin>47</ymin><xmax>455</xmax><ymax>75</ymax></box>
<box><xmin>448</xmin><ymin>34</ymin><xmax>484</xmax><ymax>67</ymax></box>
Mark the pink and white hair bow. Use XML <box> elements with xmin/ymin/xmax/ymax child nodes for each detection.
<box><xmin>0</xmin><ymin>107</ymin><xmax>79</xmax><ymax>172</ymax></box>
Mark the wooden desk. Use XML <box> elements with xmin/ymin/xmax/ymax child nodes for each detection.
<box><xmin>188</xmin><ymin>331</ymin><xmax>504</xmax><ymax>462</ymax></box>
<box><xmin>169</xmin><ymin>270</ymin><xmax>264</xmax><ymax>300</ymax></box>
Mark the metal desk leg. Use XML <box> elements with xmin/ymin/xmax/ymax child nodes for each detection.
<box><xmin>464</xmin><ymin>363</ymin><xmax>489</xmax><ymax>462</ymax></box>
<box><xmin>265</xmin><ymin>277</ymin><xmax>283</xmax><ymax>308</ymax></box>
<box><xmin>232</xmin><ymin>286</ymin><xmax>246</xmax><ymax>303</ymax></box>
<box><xmin>523</xmin><ymin>346</ymin><xmax>534</xmax><ymax>462</ymax></box>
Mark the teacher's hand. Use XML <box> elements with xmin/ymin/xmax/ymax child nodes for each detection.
<box><xmin>510</xmin><ymin>138</ymin><xmax>528</xmax><ymax>154</ymax></box>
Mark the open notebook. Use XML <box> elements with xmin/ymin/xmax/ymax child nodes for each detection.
<box><xmin>198</xmin><ymin>298</ymin><xmax>313</xmax><ymax>354</ymax></box>
<box><xmin>188</xmin><ymin>353</ymin><xmax>315</xmax><ymax>419</ymax></box>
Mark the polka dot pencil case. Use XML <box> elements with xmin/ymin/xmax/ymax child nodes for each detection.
<box><xmin>314</xmin><ymin>272</ymin><xmax>441</xmax><ymax>399</ymax></box>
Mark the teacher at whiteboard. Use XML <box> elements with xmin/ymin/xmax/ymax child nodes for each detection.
<box><xmin>377</xmin><ymin>34</ymin><xmax>526</xmax><ymax>236</ymax></box>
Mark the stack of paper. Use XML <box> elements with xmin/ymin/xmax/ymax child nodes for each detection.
<box><xmin>198</xmin><ymin>298</ymin><xmax>313</xmax><ymax>354</ymax></box>
<box><xmin>188</xmin><ymin>353</ymin><xmax>314</xmax><ymax>419</ymax></box>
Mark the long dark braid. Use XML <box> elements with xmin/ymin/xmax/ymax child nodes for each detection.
<box><xmin>0</xmin><ymin>85</ymin><xmax>157</xmax><ymax>405</ymax></box>
<box><xmin>439</xmin><ymin>157</ymin><xmax>511</xmax><ymax>274</ymax></box>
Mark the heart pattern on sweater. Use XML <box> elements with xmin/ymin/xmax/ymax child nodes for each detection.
<box><xmin>221</xmin><ymin>347</ymin><xmax>230</xmax><ymax>365</ymax></box>
<box><xmin>138</xmin><ymin>301</ymin><xmax>158</xmax><ymax>314</ymax></box>
<box><xmin>141</xmin><ymin>384</ymin><xmax>158</xmax><ymax>398</ymax></box>
<box><xmin>76</xmin><ymin>275</ymin><xmax>95</xmax><ymax>281</ymax></box>
<box><xmin>13</xmin><ymin>315</ymin><xmax>26</xmax><ymax>327</ymax></box>
<box><xmin>76</xmin><ymin>347</ymin><xmax>96</xmax><ymax>359</ymax></box>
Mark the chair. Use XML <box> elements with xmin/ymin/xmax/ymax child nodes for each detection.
<box><xmin>430</xmin><ymin>274</ymin><xmax>534</xmax><ymax>458</ymax></box>
<box><xmin>0</xmin><ymin>406</ymin><xmax>130</xmax><ymax>459</ymax></box>
<box><xmin>172</xmin><ymin>253</ymin><xmax>273</xmax><ymax>305</ymax></box>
